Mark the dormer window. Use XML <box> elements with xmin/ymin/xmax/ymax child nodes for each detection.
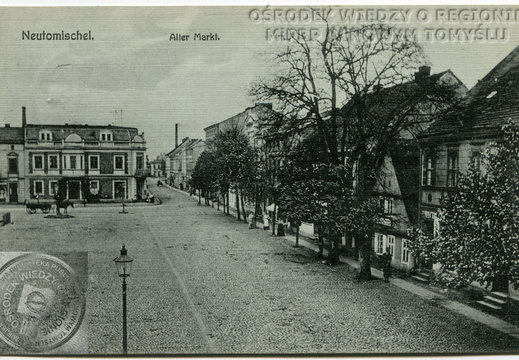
<box><xmin>100</xmin><ymin>132</ymin><xmax>113</xmax><ymax>141</ymax></box>
<box><xmin>39</xmin><ymin>130</ymin><xmax>52</xmax><ymax>141</ymax></box>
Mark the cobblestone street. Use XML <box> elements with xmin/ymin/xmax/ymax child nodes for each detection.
<box><xmin>1</xmin><ymin>184</ymin><xmax>519</xmax><ymax>355</ymax></box>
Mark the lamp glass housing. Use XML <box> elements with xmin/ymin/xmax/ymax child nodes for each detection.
<box><xmin>114</xmin><ymin>245</ymin><xmax>133</xmax><ymax>278</ymax></box>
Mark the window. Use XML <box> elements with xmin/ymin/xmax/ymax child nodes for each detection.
<box><xmin>385</xmin><ymin>198</ymin><xmax>393</xmax><ymax>214</ymax></box>
<box><xmin>89</xmin><ymin>155</ymin><xmax>99</xmax><ymax>170</ymax></box>
<box><xmin>136</xmin><ymin>154</ymin><xmax>144</xmax><ymax>169</ymax></box>
<box><xmin>422</xmin><ymin>151</ymin><xmax>435</xmax><ymax>186</ymax></box>
<box><xmin>39</xmin><ymin>130</ymin><xmax>52</xmax><ymax>141</ymax></box>
<box><xmin>387</xmin><ymin>236</ymin><xmax>395</xmax><ymax>257</ymax></box>
<box><xmin>101</xmin><ymin>132</ymin><xmax>112</xmax><ymax>141</ymax></box>
<box><xmin>114</xmin><ymin>155</ymin><xmax>124</xmax><ymax>170</ymax></box>
<box><xmin>379</xmin><ymin>197</ymin><xmax>393</xmax><ymax>214</ymax></box>
<box><xmin>447</xmin><ymin>150</ymin><xmax>459</xmax><ymax>187</ymax></box>
<box><xmin>374</xmin><ymin>233</ymin><xmax>385</xmax><ymax>254</ymax></box>
<box><xmin>89</xmin><ymin>180</ymin><xmax>99</xmax><ymax>195</ymax></box>
<box><xmin>472</xmin><ymin>150</ymin><xmax>481</xmax><ymax>172</ymax></box>
<box><xmin>49</xmin><ymin>155</ymin><xmax>58</xmax><ymax>170</ymax></box>
<box><xmin>34</xmin><ymin>180</ymin><xmax>44</xmax><ymax>195</ymax></box>
<box><xmin>70</xmin><ymin>156</ymin><xmax>77</xmax><ymax>169</ymax></box>
<box><xmin>8</xmin><ymin>157</ymin><xmax>17</xmax><ymax>173</ymax></box>
<box><xmin>402</xmin><ymin>239</ymin><xmax>410</xmax><ymax>263</ymax></box>
<box><xmin>34</xmin><ymin>155</ymin><xmax>43</xmax><ymax>170</ymax></box>
<box><xmin>49</xmin><ymin>181</ymin><xmax>58</xmax><ymax>196</ymax></box>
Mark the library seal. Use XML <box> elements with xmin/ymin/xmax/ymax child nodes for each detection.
<box><xmin>0</xmin><ymin>253</ymin><xmax>85</xmax><ymax>352</ymax></box>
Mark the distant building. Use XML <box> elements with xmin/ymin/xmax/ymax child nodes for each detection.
<box><xmin>0</xmin><ymin>110</ymin><xmax>25</xmax><ymax>203</ymax></box>
<box><xmin>165</xmin><ymin>138</ymin><xmax>205</xmax><ymax>191</ymax></box>
<box><xmin>150</xmin><ymin>154</ymin><xmax>166</xmax><ymax>178</ymax></box>
<box><xmin>203</xmin><ymin>103</ymin><xmax>274</xmax><ymax>150</ymax></box>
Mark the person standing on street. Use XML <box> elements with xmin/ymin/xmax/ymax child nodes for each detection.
<box><xmin>381</xmin><ymin>247</ymin><xmax>392</xmax><ymax>282</ymax></box>
<box><xmin>248</xmin><ymin>211</ymin><xmax>255</xmax><ymax>229</ymax></box>
<box><xmin>262</xmin><ymin>212</ymin><xmax>270</xmax><ymax>231</ymax></box>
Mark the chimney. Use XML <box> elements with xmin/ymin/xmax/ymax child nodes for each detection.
<box><xmin>415</xmin><ymin>66</ymin><xmax>431</xmax><ymax>81</ymax></box>
<box><xmin>22</xmin><ymin>106</ymin><xmax>26</xmax><ymax>128</ymax></box>
<box><xmin>5</xmin><ymin>124</ymin><xmax>10</xmax><ymax>128</ymax></box>
<box><xmin>175</xmin><ymin>123</ymin><xmax>178</xmax><ymax>147</ymax></box>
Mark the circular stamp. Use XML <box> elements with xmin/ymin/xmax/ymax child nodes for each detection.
<box><xmin>0</xmin><ymin>253</ymin><xmax>85</xmax><ymax>352</ymax></box>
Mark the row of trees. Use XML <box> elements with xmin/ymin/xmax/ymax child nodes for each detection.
<box><xmin>191</xmin><ymin>19</ymin><xmax>518</xmax><ymax>288</ymax></box>
<box><xmin>191</xmin><ymin>127</ymin><xmax>264</xmax><ymax>222</ymax></box>
<box><xmin>249</xmin><ymin>21</ymin><xmax>459</xmax><ymax>279</ymax></box>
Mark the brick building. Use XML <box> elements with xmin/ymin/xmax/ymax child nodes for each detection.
<box><xmin>0</xmin><ymin>107</ymin><xmax>149</xmax><ymax>203</ymax></box>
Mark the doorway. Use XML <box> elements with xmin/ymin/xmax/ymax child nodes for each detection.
<box><xmin>114</xmin><ymin>181</ymin><xmax>126</xmax><ymax>200</ymax></box>
<box><xmin>68</xmin><ymin>181</ymin><xmax>81</xmax><ymax>199</ymax></box>
<box><xmin>8</xmin><ymin>183</ymin><xmax>17</xmax><ymax>203</ymax></box>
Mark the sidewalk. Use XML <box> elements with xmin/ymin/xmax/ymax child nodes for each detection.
<box><xmin>165</xmin><ymin>185</ymin><xmax>519</xmax><ymax>341</ymax></box>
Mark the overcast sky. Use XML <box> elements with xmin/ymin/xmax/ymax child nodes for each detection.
<box><xmin>1</xmin><ymin>6</ymin><xmax>519</xmax><ymax>158</ymax></box>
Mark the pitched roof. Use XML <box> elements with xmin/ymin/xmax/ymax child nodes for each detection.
<box><xmin>420</xmin><ymin>45</ymin><xmax>519</xmax><ymax>141</ymax></box>
<box><xmin>25</xmin><ymin>124</ymin><xmax>141</xmax><ymax>142</ymax></box>
<box><xmin>339</xmin><ymin>70</ymin><xmax>467</xmax><ymax>140</ymax></box>
<box><xmin>165</xmin><ymin>138</ymin><xmax>203</xmax><ymax>157</ymax></box>
<box><xmin>0</xmin><ymin>127</ymin><xmax>24</xmax><ymax>144</ymax></box>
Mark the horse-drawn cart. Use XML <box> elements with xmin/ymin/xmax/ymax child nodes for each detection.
<box><xmin>25</xmin><ymin>200</ymin><xmax>52</xmax><ymax>214</ymax></box>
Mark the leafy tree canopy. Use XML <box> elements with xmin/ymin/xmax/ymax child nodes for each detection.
<box><xmin>414</xmin><ymin>121</ymin><xmax>519</xmax><ymax>288</ymax></box>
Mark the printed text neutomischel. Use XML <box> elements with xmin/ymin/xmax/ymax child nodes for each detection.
<box><xmin>22</xmin><ymin>31</ymin><xmax>94</xmax><ymax>41</ymax></box>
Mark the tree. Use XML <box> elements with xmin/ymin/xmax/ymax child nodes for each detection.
<box><xmin>213</xmin><ymin>127</ymin><xmax>257</xmax><ymax>219</ymax></box>
<box><xmin>250</xmin><ymin>21</ymin><xmax>458</xmax><ymax>278</ymax></box>
<box><xmin>191</xmin><ymin>151</ymin><xmax>217</xmax><ymax>206</ymax></box>
<box><xmin>414</xmin><ymin>121</ymin><xmax>519</xmax><ymax>288</ymax></box>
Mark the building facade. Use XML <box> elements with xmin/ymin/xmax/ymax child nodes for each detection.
<box><xmin>0</xmin><ymin>123</ymin><xmax>25</xmax><ymax>203</ymax></box>
<box><xmin>0</xmin><ymin>107</ymin><xmax>149</xmax><ymax>203</ymax></box>
<box><xmin>165</xmin><ymin>138</ymin><xmax>205</xmax><ymax>191</ymax></box>
<box><xmin>418</xmin><ymin>45</ymin><xmax>519</xmax><ymax>296</ymax></box>
<box><xmin>23</xmin><ymin>120</ymin><xmax>148</xmax><ymax>202</ymax></box>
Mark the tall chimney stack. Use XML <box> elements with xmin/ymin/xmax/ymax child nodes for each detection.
<box><xmin>22</xmin><ymin>106</ymin><xmax>26</xmax><ymax>128</ymax></box>
<box><xmin>175</xmin><ymin>123</ymin><xmax>178</xmax><ymax>148</ymax></box>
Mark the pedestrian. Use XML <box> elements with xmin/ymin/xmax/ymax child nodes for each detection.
<box><xmin>262</xmin><ymin>212</ymin><xmax>270</xmax><ymax>231</ymax></box>
<box><xmin>248</xmin><ymin>211</ymin><xmax>255</xmax><ymax>229</ymax></box>
<box><xmin>381</xmin><ymin>247</ymin><xmax>392</xmax><ymax>282</ymax></box>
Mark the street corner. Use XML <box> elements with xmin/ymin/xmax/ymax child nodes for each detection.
<box><xmin>0</xmin><ymin>252</ymin><xmax>88</xmax><ymax>354</ymax></box>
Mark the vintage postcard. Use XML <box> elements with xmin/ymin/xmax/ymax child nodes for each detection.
<box><xmin>1</xmin><ymin>4</ymin><xmax>519</xmax><ymax>356</ymax></box>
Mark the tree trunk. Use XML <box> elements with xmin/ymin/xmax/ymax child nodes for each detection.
<box><xmin>236</xmin><ymin>189</ymin><xmax>241</xmax><ymax>221</ymax></box>
<box><xmin>271</xmin><ymin>205</ymin><xmax>277</xmax><ymax>236</ymax></box>
<box><xmin>198</xmin><ymin>191</ymin><xmax>201</xmax><ymax>206</ymax></box>
<box><xmin>295</xmin><ymin>226</ymin><xmax>300</xmax><ymax>247</ymax></box>
<box><xmin>240</xmin><ymin>190</ymin><xmax>247</xmax><ymax>223</ymax></box>
<box><xmin>226</xmin><ymin>192</ymin><xmax>230</xmax><ymax>215</ymax></box>
<box><xmin>254</xmin><ymin>187</ymin><xmax>259</xmax><ymax>228</ymax></box>
<box><xmin>317</xmin><ymin>225</ymin><xmax>324</xmax><ymax>259</ymax></box>
<box><xmin>217</xmin><ymin>191</ymin><xmax>220</xmax><ymax>211</ymax></box>
<box><xmin>358</xmin><ymin>235</ymin><xmax>373</xmax><ymax>280</ymax></box>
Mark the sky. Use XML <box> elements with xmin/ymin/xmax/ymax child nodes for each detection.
<box><xmin>1</xmin><ymin>5</ymin><xmax>519</xmax><ymax>158</ymax></box>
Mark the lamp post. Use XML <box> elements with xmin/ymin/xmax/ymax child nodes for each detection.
<box><xmin>113</xmin><ymin>245</ymin><xmax>133</xmax><ymax>354</ymax></box>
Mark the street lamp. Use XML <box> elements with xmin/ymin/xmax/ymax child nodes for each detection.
<box><xmin>113</xmin><ymin>244</ymin><xmax>133</xmax><ymax>354</ymax></box>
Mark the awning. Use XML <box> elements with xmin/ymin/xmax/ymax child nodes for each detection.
<box><xmin>266</xmin><ymin>203</ymin><xmax>276</xmax><ymax>211</ymax></box>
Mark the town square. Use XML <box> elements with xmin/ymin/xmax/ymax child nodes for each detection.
<box><xmin>1</xmin><ymin>4</ymin><xmax>519</xmax><ymax>356</ymax></box>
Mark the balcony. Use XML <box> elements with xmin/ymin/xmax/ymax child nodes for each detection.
<box><xmin>134</xmin><ymin>168</ymin><xmax>151</xmax><ymax>178</ymax></box>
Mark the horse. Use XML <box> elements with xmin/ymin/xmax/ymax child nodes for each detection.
<box><xmin>56</xmin><ymin>200</ymin><xmax>74</xmax><ymax>215</ymax></box>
